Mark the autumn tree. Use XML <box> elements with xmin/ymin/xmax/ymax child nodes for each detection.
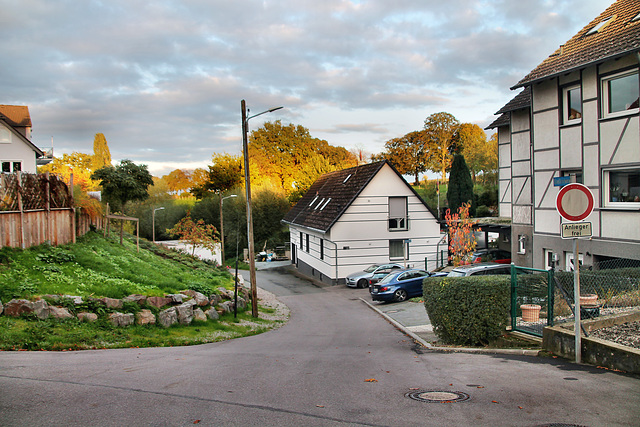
<box><xmin>38</xmin><ymin>152</ymin><xmax>98</xmax><ymax>191</ymax></box>
<box><xmin>91</xmin><ymin>133</ymin><xmax>112</xmax><ymax>171</ymax></box>
<box><xmin>455</xmin><ymin>124</ymin><xmax>496</xmax><ymax>183</ymax></box>
<box><xmin>445</xmin><ymin>202</ymin><xmax>479</xmax><ymax>266</ymax></box>
<box><xmin>374</xmin><ymin>130</ymin><xmax>428</xmax><ymax>185</ymax></box>
<box><xmin>91</xmin><ymin>159</ymin><xmax>154</xmax><ymax>213</ymax></box>
<box><xmin>163</xmin><ymin>169</ymin><xmax>193</xmax><ymax>195</ymax></box>
<box><xmin>447</xmin><ymin>154</ymin><xmax>475</xmax><ymax>216</ymax></box>
<box><xmin>191</xmin><ymin>153</ymin><xmax>243</xmax><ymax>199</ymax></box>
<box><xmin>423</xmin><ymin>112</ymin><xmax>460</xmax><ymax>182</ymax></box>
<box><xmin>166</xmin><ymin>211</ymin><xmax>220</xmax><ymax>257</ymax></box>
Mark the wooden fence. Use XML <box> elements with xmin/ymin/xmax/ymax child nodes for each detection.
<box><xmin>0</xmin><ymin>172</ymin><xmax>104</xmax><ymax>249</ymax></box>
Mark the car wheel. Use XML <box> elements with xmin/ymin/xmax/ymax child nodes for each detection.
<box><xmin>393</xmin><ymin>289</ymin><xmax>407</xmax><ymax>302</ymax></box>
<box><xmin>357</xmin><ymin>279</ymin><xmax>368</xmax><ymax>289</ymax></box>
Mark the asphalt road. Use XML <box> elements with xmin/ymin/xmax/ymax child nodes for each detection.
<box><xmin>0</xmin><ymin>268</ymin><xmax>638</xmax><ymax>426</ymax></box>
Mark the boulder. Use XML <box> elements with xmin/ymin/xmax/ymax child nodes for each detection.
<box><xmin>49</xmin><ymin>305</ymin><xmax>73</xmax><ymax>320</ymax></box>
<box><xmin>136</xmin><ymin>309</ymin><xmax>156</xmax><ymax>325</ymax></box>
<box><xmin>209</xmin><ymin>294</ymin><xmax>222</xmax><ymax>306</ymax></box>
<box><xmin>235</xmin><ymin>297</ymin><xmax>247</xmax><ymax>311</ymax></box>
<box><xmin>183</xmin><ymin>298</ymin><xmax>198</xmax><ymax>308</ymax></box>
<box><xmin>158</xmin><ymin>307</ymin><xmax>178</xmax><ymax>328</ymax></box>
<box><xmin>193</xmin><ymin>308</ymin><xmax>207</xmax><ymax>322</ymax></box>
<box><xmin>175</xmin><ymin>303</ymin><xmax>194</xmax><ymax>325</ymax></box>
<box><xmin>204</xmin><ymin>308</ymin><xmax>219</xmax><ymax>321</ymax></box>
<box><xmin>217</xmin><ymin>287</ymin><xmax>233</xmax><ymax>300</ymax></box>
<box><xmin>146</xmin><ymin>296</ymin><xmax>172</xmax><ymax>309</ymax></box>
<box><xmin>166</xmin><ymin>294</ymin><xmax>185</xmax><ymax>304</ymax></box>
<box><xmin>77</xmin><ymin>312</ymin><xmax>98</xmax><ymax>322</ymax></box>
<box><xmin>109</xmin><ymin>312</ymin><xmax>135</xmax><ymax>327</ymax></box>
<box><xmin>32</xmin><ymin>299</ymin><xmax>50</xmax><ymax>319</ymax></box>
<box><xmin>4</xmin><ymin>299</ymin><xmax>35</xmax><ymax>317</ymax></box>
<box><xmin>181</xmin><ymin>290</ymin><xmax>208</xmax><ymax>306</ymax></box>
<box><xmin>97</xmin><ymin>297</ymin><xmax>123</xmax><ymax>309</ymax></box>
<box><xmin>219</xmin><ymin>301</ymin><xmax>234</xmax><ymax>314</ymax></box>
<box><xmin>123</xmin><ymin>294</ymin><xmax>147</xmax><ymax>305</ymax></box>
<box><xmin>63</xmin><ymin>295</ymin><xmax>83</xmax><ymax>305</ymax></box>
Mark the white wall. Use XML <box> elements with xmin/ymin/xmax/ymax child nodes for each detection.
<box><xmin>0</xmin><ymin>123</ymin><xmax>37</xmax><ymax>173</ymax></box>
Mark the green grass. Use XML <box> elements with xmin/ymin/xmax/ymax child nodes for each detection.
<box><xmin>0</xmin><ymin>231</ymin><xmax>286</xmax><ymax>350</ymax></box>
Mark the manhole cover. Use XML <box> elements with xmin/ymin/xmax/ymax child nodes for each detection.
<box><xmin>405</xmin><ymin>390</ymin><xmax>470</xmax><ymax>403</ymax></box>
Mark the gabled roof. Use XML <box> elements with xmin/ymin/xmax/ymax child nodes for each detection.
<box><xmin>486</xmin><ymin>88</ymin><xmax>531</xmax><ymax>130</ymax></box>
<box><xmin>514</xmin><ymin>0</ymin><xmax>640</xmax><ymax>89</ymax></box>
<box><xmin>0</xmin><ymin>105</ymin><xmax>32</xmax><ymax>127</ymax></box>
<box><xmin>282</xmin><ymin>161</ymin><xmax>437</xmax><ymax>233</ymax></box>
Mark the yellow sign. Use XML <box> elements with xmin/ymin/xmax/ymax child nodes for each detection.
<box><xmin>561</xmin><ymin>222</ymin><xmax>592</xmax><ymax>239</ymax></box>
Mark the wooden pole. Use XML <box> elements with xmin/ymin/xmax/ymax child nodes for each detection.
<box><xmin>45</xmin><ymin>172</ymin><xmax>51</xmax><ymax>244</ymax></box>
<box><xmin>70</xmin><ymin>173</ymin><xmax>76</xmax><ymax>244</ymax></box>
<box><xmin>17</xmin><ymin>171</ymin><xmax>25</xmax><ymax>249</ymax></box>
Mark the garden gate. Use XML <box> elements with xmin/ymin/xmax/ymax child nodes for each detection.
<box><xmin>510</xmin><ymin>265</ymin><xmax>554</xmax><ymax>337</ymax></box>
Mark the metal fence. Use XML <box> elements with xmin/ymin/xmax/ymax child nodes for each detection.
<box><xmin>511</xmin><ymin>266</ymin><xmax>554</xmax><ymax>337</ymax></box>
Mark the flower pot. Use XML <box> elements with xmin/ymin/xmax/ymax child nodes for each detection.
<box><xmin>521</xmin><ymin>304</ymin><xmax>541</xmax><ymax>322</ymax></box>
<box><xmin>579</xmin><ymin>294</ymin><xmax>598</xmax><ymax>306</ymax></box>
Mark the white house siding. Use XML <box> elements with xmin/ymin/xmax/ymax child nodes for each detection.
<box><xmin>0</xmin><ymin>123</ymin><xmax>37</xmax><ymax>173</ymax></box>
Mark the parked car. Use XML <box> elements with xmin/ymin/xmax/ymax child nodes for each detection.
<box><xmin>370</xmin><ymin>269</ymin><xmax>444</xmax><ymax>302</ymax></box>
<box><xmin>346</xmin><ymin>263</ymin><xmax>403</xmax><ymax>288</ymax></box>
<box><xmin>447</xmin><ymin>262</ymin><xmax>512</xmax><ymax>277</ymax></box>
<box><xmin>465</xmin><ymin>248</ymin><xmax>511</xmax><ymax>264</ymax></box>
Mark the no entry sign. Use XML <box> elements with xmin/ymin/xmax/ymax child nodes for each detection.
<box><xmin>556</xmin><ymin>183</ymin><xmax>594</xmax><ymax>222</ymax></box>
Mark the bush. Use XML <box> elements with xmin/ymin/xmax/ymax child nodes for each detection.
<box><xmin>423</xmin><ymin>275</ymin><xmax>510</xmax><ymax>346</ymax></box>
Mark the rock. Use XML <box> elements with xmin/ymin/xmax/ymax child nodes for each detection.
<box><xmin>97</xmin><ymin>297</ymin><xmax>123</xmax><ymax>309</ymax></box>
<box><xmin>183</xmin><ymin>298</ymin><xmax>198</xmax><ymax>308</ymax></box>
<box><xmin>63</xmin><ymin>295</ymin><xmax>83</xmax><ymax>305</ymax></box>
<box><xmin>32</xmin><ymin>299</ymin><xmax>50</xmax><ymax>319</ymax></box>
<box><xmin>209</xmin><ymin>294</ymin><xmax>222</xmax><ymax>306</ymax></box>
<box><xmin>136</xmin><ymin>309</ymin><xmax>156</xmax><ymax>325</ymax></box>
<box><xmin>166</xmin><ymin>294</ymin><xmax>185</xmax><ymax>304</ymax></box>
<box><xmin>181</xmin><ymin>290</ymin><xmax>208</xmax><ymax>306</ymax></box>
<box><xmin>193</xmin><ymin>308</ymin><xmax>207</xmax><ymax>322</ymax></box>
<box><xmin>219</xmin><ymin>301</ymin><xmax>234</xmax><ymax>314</ymax></box>
<box><xmin>123</xmin><ymin>294</ymin><xmax>147</xmax><ymax>305</ymax></box>
<box><xmin>109</xmin><ymin>312</ymin><xmax>135</xmax><ymax>327</ymax></box>
<box><xmin>77</xmin><ymin>312</ymin><xmax>98</xmax><ymax>322</ymax></box>
<box><xmin>217</xmin><ymin>287</ymin><xmax>233</xmax><ymax>300</ymax></box>
<box><xmin>204</xmin><ymin>308</ymin><xmax>219</xmax><ymax>321</ymax></box>
<box><xmin>146</xmin><ymin>296</ymin><xmax>172</xmax><ymax>309</ymax></box>
<box><xmin>4</xmin><ymin>299</ymin><xmax>35</xmax><ymax>317</ymax></box>
<box><xmin>49</xmin><ymin>305</ymin><xmax>73</xmax><ymax>319</ymax></box>
<box><xmin>235</xmin><ymin>297</ymin><xmax>247</xmax><ymax>311</ymax></box>
<box><xmin>175</xmin><ymin>303</ymin><xmax>194</xmax><ymax>325</ymax></box>
<box><xmin>158</xmin><ymin>307</ymin><xmax>178</xmax><ymax>328</ymax></box>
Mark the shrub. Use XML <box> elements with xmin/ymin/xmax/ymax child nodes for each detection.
<box><xmin>423</xmin><ymin>275</ymin><xmax>510</xmax><ymax>346</ymax></box>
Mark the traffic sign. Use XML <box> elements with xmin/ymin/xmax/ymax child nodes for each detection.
<box><xmin>561</xmin><ymin>222</ymin><xmax>592</xmax><ymax>239</ymax></box>
<box><xmin>556</xmin><ymin>183</ymin><xmax>594</xmax><ymax>222</ymax></box>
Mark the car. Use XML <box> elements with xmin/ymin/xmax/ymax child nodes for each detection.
<box><xmin>446</xmin><ymin>262</ymin><xmax>512</xmax><ymax>277</ymax></box>
<box><xmin>465</xmin><ymin>248</ymin><xmax>511</xmax><ymax>264</ymax></box>
<box><xmin>370</xmin><ymin>268</ymin><xmax>443</xmax><ymax>302</ymax></box>
<box><xmin>345</xmin><ymin>263</ymin><xmax>403</xmax><ymax>288</ymax></box>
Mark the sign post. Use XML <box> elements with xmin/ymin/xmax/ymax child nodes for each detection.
<box><xmin>556</xmin><ymin>183</ymin><xmax>594</xmax><ymax>364</ymax></box>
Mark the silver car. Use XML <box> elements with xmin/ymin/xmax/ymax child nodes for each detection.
<box><xmin>345</xmin><ymin>263</ymin><xmax>403</xmax><ymax>288</ymax></box>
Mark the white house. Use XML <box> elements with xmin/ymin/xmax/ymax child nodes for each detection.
<box><xmin>0</xmin><ymin>105</ymin><xmax>47</xmax><ymax>173</ymax></box>
<box><xmin>487</xmin><ymin>0</ymin><xmax>640</xmax><ymax>270</ymax></box>
<box><xmin>282</xmin><ymin>161</ymin><xmax>443</xmax><ymax>285</ymax></box>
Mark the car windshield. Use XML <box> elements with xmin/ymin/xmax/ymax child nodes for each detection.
<box><xmin>378</xmin><ymin>272</ymin><xmax>399</xmax><ymax>284</ymax></box>
<box><xmin>363</xmin><ymin>264</ymin><xmax>380</xmax><ymax>273</ymax></box>
<box><xmin>447</xmin><ymin>270</ymin><xmax>466</xmax><ymax>277</ymax></box>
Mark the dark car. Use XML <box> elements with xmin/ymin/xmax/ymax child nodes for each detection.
<box><xmin>466</xmin><ymin>248</ymin><xmax>511</xmax><ymax>264</ymax></box>
<box><xmin>447</xmin><ymin>262</ymin><xmax>512</xmax><ymax>277</ymax></box>
<box><xmin>370</xmin><ymin>269</ymin><xmax>444</xmax><ymax>302</ymax></box>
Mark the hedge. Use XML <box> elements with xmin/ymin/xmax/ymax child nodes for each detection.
<box><xmin>423</xmin><ymin>275</ymin><xmax>510</xmax><ymax>346</ymax></box>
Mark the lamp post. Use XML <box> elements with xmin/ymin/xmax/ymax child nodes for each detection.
<box><xmin>152</xmin><ymin>207</ymin><xmax>165</xmax><ymax>243</ymax></box>
<box><xmin>242</xmin><ymin>99</ymin><xmax>283</xmax><ymax>318</ymax></box>
<box><xmin>219</xmin><ymin>194</ymin><xmax>237</xmax><ymax>265</ymax></box>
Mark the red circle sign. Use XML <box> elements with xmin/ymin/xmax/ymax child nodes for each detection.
<box><xmin>556</xmin><ymin>183</ymin><xmax>594</xmax><ymax>221</ymax></box>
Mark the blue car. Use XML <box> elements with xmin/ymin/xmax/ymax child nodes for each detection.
<box><xmin>370</xmin><ymin>269</ymin><xmax>445</xmax><ymax>302</ymax></box>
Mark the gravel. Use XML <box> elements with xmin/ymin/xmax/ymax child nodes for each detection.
<box><xmin>590</xmin><ymin>321</ymin><xmax>640</xmax><ymax>349</ymax></box>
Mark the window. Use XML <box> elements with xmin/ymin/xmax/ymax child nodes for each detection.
<box><xmin>586</xmin><ymin>16</ymin><xmax>614</xmax><ymax>35</ymax></box>
<box><xmin>604</xmin><ymin>168</ymin><xmax>640</xmax><ymax>208</ymax></box>
<box><xmin>517</xmin><ymin>235</ymin><xmax>527</xmax><ymax>255</ymax></box>
<box><xmin>563</xmin><ymin>85</ymin><xmax>582</xmax><ymax>124</ymax></box>
<box><xmin>389</xmin><ymin>239</ymin><xmax>407</xmax><ymax>260</ymax></box>
<box><xmin>12</xmin><ymin>162</ymin><xmax>21</xmax><ymax>172</ymax></box>
<box><xmin>0</xmin><ymin>128</ymin><xmax>10</xmax><ymax>143</ymax></box>
<box><xmin>602</xmin><ymin>70</ymin><xmax>639</xmax><ymax>118</ymax></box>
<box><xmin>299</xmin><ymin>232</ymin><xmax>303</xmax><ymax>251</ymax></box>
<box><xmin>320</xmin><ymin>239</ymin><xmax>324</xmax><ymax>260</ymax></box>
<box><xmin>306</xmin><ymin>234</ymin><xmax>310</xmax><ymax>253</ymax></box>
<box><xmin>1</xmin><ymin>162</ymin><xmax>10</xmax><ymax>173</ymax></box>
<box><xmin>388</xmin><ymin>197</ymin><xmax>408</xmax><ymax>230</ymax></box>
<box><xmin>565</xmin><ymin>251</ymin><xmax>584</xmax><ymax>272</ymax></box>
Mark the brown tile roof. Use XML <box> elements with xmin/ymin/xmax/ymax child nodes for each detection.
<box><xmin>486</xmin><ymin>88</ymin><xmax>531</xmax><ymax>130</ymax></box>
<box><xmin>0</xmin><ymin>105</ymin><xmax>32</xmax><ymax>127</ymax></box>
<box><xmin>513</xmin><ymin>0</ymin><xmax>640</xmax><ymax>89</ymax></box>
<box><xmin>486</xmin><ymin>113</ymin><xmax>510</xmax><ymax>130</ymax></box>
<box><xmin>282</xmin><ymin>161</ymin><xmax>437</xmax><ymax>232</ymax></box>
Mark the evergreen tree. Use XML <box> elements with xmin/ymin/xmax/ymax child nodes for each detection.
<box><xmin>446</xmin><ymin>154</ymin><xmax>475</xmax><ymax>216</ymax></box>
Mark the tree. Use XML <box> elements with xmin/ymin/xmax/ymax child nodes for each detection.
<box><xmin>91</xmin><ymin>159</ymin><xmax>154</xmax><ymax>213</ymax></box>
<box><xmin>166</xmin><ymin>211</ymin><xmax>219</xmax><ymax>257</ymax></box>
<box><xmin>91</xmin><ymin>133</ymin><xmax>112</xmax><ymax>171</ymax></box>
<box><xmin>445</xmin><ymin>202</ymin><xmax>479</xmax><ymax>266</ymax></box>
<box><xmin>191</xmin><ymin>153</ymin><xmax>243</xmax><ymax>199</ymax></box>
<box><xmin>423</xmin><ymin>112</ymin><xmax>460</xmax><ymax>182</ymax></box>
<box><xmin>447</xmin><ymin>154</ymin><xmax>475</xmax><ymax>216</ymax></box>
<box><xmin>456</xmin><ymin>123</ymin><xmax>496</xmax><ymax>183</ymax></box>
<box><xmin>38</xmin><ymin>152</ymin><xmax>98</xmax><ymax>191</ymax></box>
<box><xmin>163</xmin><ymin>169</ymin><xmax>193</xmax><ymax>195</ymax></box>
<box><xmin>374</xmin><ymin>130</ymin><xmax>428</xmax><ymax>185</ymax></box>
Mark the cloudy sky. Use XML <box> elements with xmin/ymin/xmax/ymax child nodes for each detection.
<box><xmin>2</xmin><ymin>0</ymin><xmax>608</xmax><ymax>176</ymax></box>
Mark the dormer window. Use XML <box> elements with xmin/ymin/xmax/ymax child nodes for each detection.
<box><xmin>586</xmin><ymin>16</ymin><xmax>614</xmax><ymax>35</ymax></box>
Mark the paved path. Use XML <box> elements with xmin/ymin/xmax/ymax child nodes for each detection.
<box><xmin>0</xmin><ymin>269</ymin><xmax>638</xmax><ymax>426</ymax></box>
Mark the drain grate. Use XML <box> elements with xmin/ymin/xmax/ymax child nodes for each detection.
<box><xmin>405</xmin><ymin>390</ymin><xmax>470</xmax><ymax>403</ymax></box>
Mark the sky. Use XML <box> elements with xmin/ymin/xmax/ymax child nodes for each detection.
<box><xmin>1</xmin><ymin>0</ymin><xmax>609</xmax><ymax>177</ymax></box>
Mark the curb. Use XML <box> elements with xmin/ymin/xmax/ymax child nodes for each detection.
<box><xmin>360</xmin><ymin>298</ymin><xmax>542</xmax><ymax>356</ymax></box>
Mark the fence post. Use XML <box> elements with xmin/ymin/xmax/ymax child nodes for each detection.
<box><xmin>70</xmin><ymin>173</ymin><xmax>76</xmax><ymax>244</ymax></box>
<box><xmin>17</xmin><ymin>171</ymin><xmax>25</xmax><ymax>249</ymax></box>
<box><xmin>547</xmin><ymin>268</ymin><xmax>555</xmax><ymax>327</ymax></box>
<box><xmin>510</xmin><ymin>263</ymin><xmax>517</xmax><ymax>331</ymax></box>
<box><xmin>45</xmin><ymin>172</ymin><xmax>51</xmax><ymax>244</ymax></box>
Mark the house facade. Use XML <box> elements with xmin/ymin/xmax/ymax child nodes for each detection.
<box><xmin>0</xmin><ymin>105</ymin><xmax>46</xmax><ymax>173</ymax></box>
<box><xmin>282</xmin><ymin>161</ymin><xmax>443</xmax><ymax>285</ymax></box>
<box><xmin>488</xmin><ymin>0</ymin><xmax>640</xmax><ymax>270</ymax></box>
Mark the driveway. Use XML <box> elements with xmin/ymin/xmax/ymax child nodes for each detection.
<box><xmin>0</xmin><ymin>268</ymin><xmax>638</xmax><ymax>426</ymax></box>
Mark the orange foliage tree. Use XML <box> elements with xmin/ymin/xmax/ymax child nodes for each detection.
<box><xmin>445</xmin><ymin>202</ymin><xmax>479</xmax><ymax>266</ymax></box>
<box><xmin>166</xmin><ymin>211</ymin><xmax>220</xmax><ymax>257</ymax></box>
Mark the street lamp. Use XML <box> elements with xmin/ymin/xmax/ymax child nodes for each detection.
<box><xmin>242</xmin><ymin>99</ymin><xmax>283</xmax><ymax>317</ymax></box>
<box><xmin>219</xmin><ymin>194</ymin><xmax>238</xmax><ymax>265</ymax></box>
<box><xmin>152</xmin><ymin>207</ymin><xmax>165</xmax><ymax>243</ymax></box>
